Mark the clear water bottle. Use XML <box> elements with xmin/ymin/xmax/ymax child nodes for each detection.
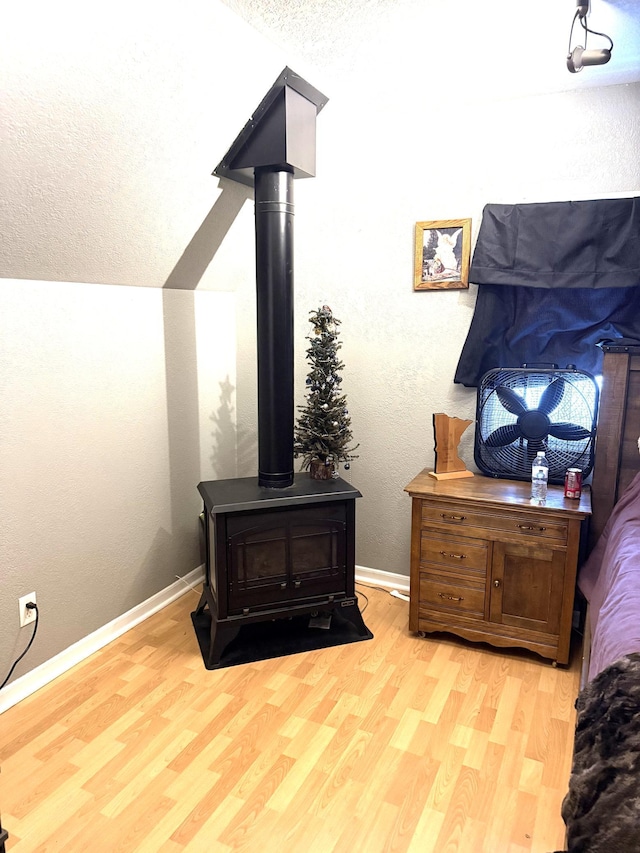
<box><xmin>531</xmin><ymin>451</ymin><xmax>549</xmax><ymax>503</ymax></box>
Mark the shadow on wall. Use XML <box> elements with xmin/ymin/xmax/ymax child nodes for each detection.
<box><xmin>236</xmin><ymin>422</ymin><xmax>258</xmax><ymax>477</ymax></box>
<box><xmin>162</xmin><ymin>287</ymin><xmax>202</xmax><ymax>569</ymax></box>
<box><xmin>162</xmin><ymin>179</ymin><xmax>252</xmax><ymax>557</ymax></box>
<box><xmin>133</xmin><ymin>525</ymin><xmax>201</xmax><ymax>605</ymax></box>
<box><xmin>209</xmin><ymin>375</ymin><xmax>237</xmax><ymax>479</ymax></box>
<box><xmin>163</xmin><ymin>179</ymin><xmax>252</xmax><ymax>291</ymax></box>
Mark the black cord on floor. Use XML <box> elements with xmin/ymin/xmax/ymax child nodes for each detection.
<box><xmin>356</xmin><ymin>589</ymin><xmax>369</xmax><ymax>613</ymax></box>
<box><xmin>0</xmin><ymin>604</ymin><xmax>39</xmax><ymax>691</ymax></box>
<box><xmin>356</xmin><ymin>581</ymin><xmax>392</xmax><ymax>595</ymax></box>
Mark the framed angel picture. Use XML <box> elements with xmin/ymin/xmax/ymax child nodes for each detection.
<box><xmin>414</xmin><ymin>218</ymin><xmax>471</xmax><ymax>290</ymax></box>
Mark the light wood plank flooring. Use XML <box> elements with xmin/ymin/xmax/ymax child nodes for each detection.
<box><xmin>0</xmin><ymin>585</ymin><xmax>580</xmax><ymax>852</ymax></box>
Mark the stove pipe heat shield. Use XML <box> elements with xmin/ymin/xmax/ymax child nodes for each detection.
<box><xmin>214</xmin><ymin>68</ymin><xmax>328</xmax><ymax>488</ymax></box>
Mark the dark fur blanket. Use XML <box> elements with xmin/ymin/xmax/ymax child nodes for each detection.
<box><xmin>560</xmin><ymin>653</ymin><xmax>640</xmax><ymax>852</ymax></box>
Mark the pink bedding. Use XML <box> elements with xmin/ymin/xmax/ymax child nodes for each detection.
<box><xmin>578</xmin><ymin>470</ymin><xmax>640</xmax><ymax>682</ymax></box>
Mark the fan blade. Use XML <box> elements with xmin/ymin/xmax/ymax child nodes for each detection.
<box><xmin>495</xmin><ymin>385</ymin><xmax>527</xmax><ymax>416</ymax></box>
<box><xmin>542</xmin><ymin>447</ymin><xmax>565</xmax><ymax>480</ymax></box>
<box><xmin>485</xmin><ymin>424</ymin><xmax>522</xmax><ymax>447</ymax></box>
<box><xmin>538</xmin><ymin>379</ymin><xmax>565</xmax><ymax>415</ymax></box>
<box><xmin>526</xmin><ymin>438</ymin><xmax>546</xmax><ymax>464</ymax></box>
<box><xmin>548</xmin><ymin>422</ymin><xmax>592</xmax><ymax>441</ymax></box>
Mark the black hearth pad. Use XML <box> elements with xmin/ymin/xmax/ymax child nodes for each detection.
<box><xmin>191</xmin><ymin>608</ymin><xmax>373</xmax><ymax>670</ymax></box>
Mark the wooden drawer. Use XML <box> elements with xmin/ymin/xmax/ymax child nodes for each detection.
<box><xmin>419</xmin><ymin>571</ymin><xmax>486</xmax><ymax>620</ymax></box>
<box><xmin>420</xmin><ymin>532</ymin><xmax>488</xmax><ymax>575</ymax></box>
<box><xmin>421</xmin><ymin>500</ymin><xmax>568</xmax><ymax>544</ymax></box>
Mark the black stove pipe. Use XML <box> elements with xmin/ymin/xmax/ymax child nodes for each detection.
<box><xmin>255</xmin><ymin>166</ymin><xmax>295</xmax><ymax>488</ymax></box>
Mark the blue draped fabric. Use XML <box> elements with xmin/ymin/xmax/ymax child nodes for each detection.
<box><xmin>454</xmin><ymin>198</ymin><xmax>640</xmax><ymax>387</ymax></box>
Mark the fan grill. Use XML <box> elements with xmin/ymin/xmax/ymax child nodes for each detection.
<box><xmin>474</xmin><ymin>368</ymin><xmax>599</xmax><ymax>483</ymax></box>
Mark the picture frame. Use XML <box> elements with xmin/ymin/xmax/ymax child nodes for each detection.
<box><xmin>414</xmin><ymin>218</ymin><xmax>471</xmax><ymax>291</ymax></box>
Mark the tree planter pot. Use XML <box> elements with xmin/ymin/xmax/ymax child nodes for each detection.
<box><xmin>310</xmin><ymin>458</ymin><xmax>335</xmax><ymax>480</ymax></box>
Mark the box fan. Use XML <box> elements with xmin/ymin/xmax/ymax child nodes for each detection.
<box><xmin>474</xmin><ymin>366</ymin><xmax>599</xmax><ymax>484</ymax></box>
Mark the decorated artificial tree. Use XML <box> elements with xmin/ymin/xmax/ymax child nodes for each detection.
<box><xmin>294</xmin><ymin>305</ymin><xmax>359</xmax><ymax>480</ymax></box>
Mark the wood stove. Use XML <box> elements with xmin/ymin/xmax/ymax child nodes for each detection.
<box><xmin>193</xmin><ymin>69</ymin><xmax>369</xmax><ymax>668</ymax></box>
<box><xmin>195</xmin><ymin>475</ymin><xmax>367</xmax><ymax>668</ymax></box>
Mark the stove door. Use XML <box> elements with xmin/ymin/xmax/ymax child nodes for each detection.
<box><xmin>226</xmin><ymin>502</ymin><xmax>348</xmax><ymax>613</ymax></box>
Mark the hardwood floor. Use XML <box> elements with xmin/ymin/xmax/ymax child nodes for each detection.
<box><xmin>0</xmin><ymin>585</ymin><xmax>580</xmax><ymax>852</ymax></box>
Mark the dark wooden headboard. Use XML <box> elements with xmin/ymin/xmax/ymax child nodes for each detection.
<box><xmin>589</xmin><ymin>343</ymin><xmax>640</xmax><ymax>548</ymax></box>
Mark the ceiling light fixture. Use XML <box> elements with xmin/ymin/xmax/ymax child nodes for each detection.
<box><xmin>567</xmin><ymin>0</ymin><xmax>614</xmax><ymax>73</ymax></box>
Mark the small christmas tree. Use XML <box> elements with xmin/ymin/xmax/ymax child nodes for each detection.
<box><xmin>294</xmin><ymin>305</ymin><xmax>359</xmax><ymax>479</ymax></box>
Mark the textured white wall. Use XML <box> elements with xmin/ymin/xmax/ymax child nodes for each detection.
<box><xmin>0</xmin><ymin>0</ymin><xmax>282</xmax><ymax>289</ymax></box>
<box><xmin>0</xmin><ymin>0</ymin><xmax>277</xmax><ymax>682</ymax></box>
<box><xmin>219</xmin><ymin>3</ymin><xmax>640</xmax><ymax>581</ymax></box>
<box><xmin>2</xmin><ymin>0</ymin><xmax>639</xmax><ymax>686</ymax></box>
<box><xmin>286</xmin><ymin>81</ymin><xmax>640</xmax><ymax>577</ymax></box>
<box><xmin>0</xmin><ymin>281</ymin><xmax>235</xmax><ymax>678</ymax></box>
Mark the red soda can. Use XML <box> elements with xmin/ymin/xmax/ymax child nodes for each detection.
<box><xmin>564</xmin><ymin>468</ymin><xmax>582</xmax><ymax>499</ymax></box>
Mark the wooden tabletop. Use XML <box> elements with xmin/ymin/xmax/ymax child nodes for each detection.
<box><xmin>405</xmin><ymin>469</ymin><xmax>592</xmax><ymax>518</ymax></box>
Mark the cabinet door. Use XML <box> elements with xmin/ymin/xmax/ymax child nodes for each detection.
<box><xmin>489</xmin><ymin>541</ymin><xmax>565</xmax><ymax>635</ymax></box>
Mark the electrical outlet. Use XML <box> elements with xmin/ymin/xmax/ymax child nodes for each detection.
<box><xmin>19</xmin><ymin>592</ymin><xmax>37</xmax><ymax>628</ymax></box>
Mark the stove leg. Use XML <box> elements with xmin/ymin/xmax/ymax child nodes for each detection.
<box><xmin>206</xmin><ymin>619</ymin><xmax>241</xmax><ymax>669</ymax></box>
<box><xmin>193</xmin><ymin>590</ymin><xmax>242</xmax><ymax>669</ymax></box>
<box><xmin>195</xmin><ymin>589</ymin><xmax>207</xmax><ymax>613</ymax></box>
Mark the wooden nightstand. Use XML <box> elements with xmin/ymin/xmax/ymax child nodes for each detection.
<box><xmin>405</xmin><ymin>471</ymin><xmax>591</xmax><ymax>665</ymax></box>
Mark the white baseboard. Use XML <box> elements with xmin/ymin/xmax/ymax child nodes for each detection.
<box><xmin>1</xmin><ymin>564</ymin><xmax>409</xmax><ymax>714</ymax></box>
<box><xmin>355</xmin><ymin>565</ymin><xmax>410</xmax><ymax>594</ymax></box>
<box><xmin>0</xmin><ymin>567</ymin><xmax>205</xmax><ymax>715</ymax></box>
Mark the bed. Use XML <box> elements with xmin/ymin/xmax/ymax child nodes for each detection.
<box><xmin>557</xmin><ymin>343</ymin><xmax>640</xmax><ymax>852</ymax></box>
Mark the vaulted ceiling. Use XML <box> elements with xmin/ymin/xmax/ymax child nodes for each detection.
<box><xmin>221</xmin><ymin>0</ymin><xmax>640</xmax><ymax>98</ymax></box>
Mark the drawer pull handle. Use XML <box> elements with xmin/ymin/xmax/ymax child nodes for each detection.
<box><xmin>440</xmin><ymin>513</ymin><xmax>466</xmax><ymax>522</ymax></box>
<box><xmin>494</xmin><ymin>579</ymin><xmax>501</xmax><ymax>588</ymax></box>
<box><xmin>439</xmin><ymin>550</ymin><xmax>466</xmax><ymax>560</ymax></box>
<box><xmin>294</xmin><ymin>580</ymin><xmax>301</xmax><ymax>588</ymax></box>
<box><xmin>517</xmin><ymin>524</ymin><xmax>547</xmax><ymax>533</ymax></box>
<box><xmin>438</xmin><ymin>592</ymin><xmax>464</xmax><ymax>602</ymax></box>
